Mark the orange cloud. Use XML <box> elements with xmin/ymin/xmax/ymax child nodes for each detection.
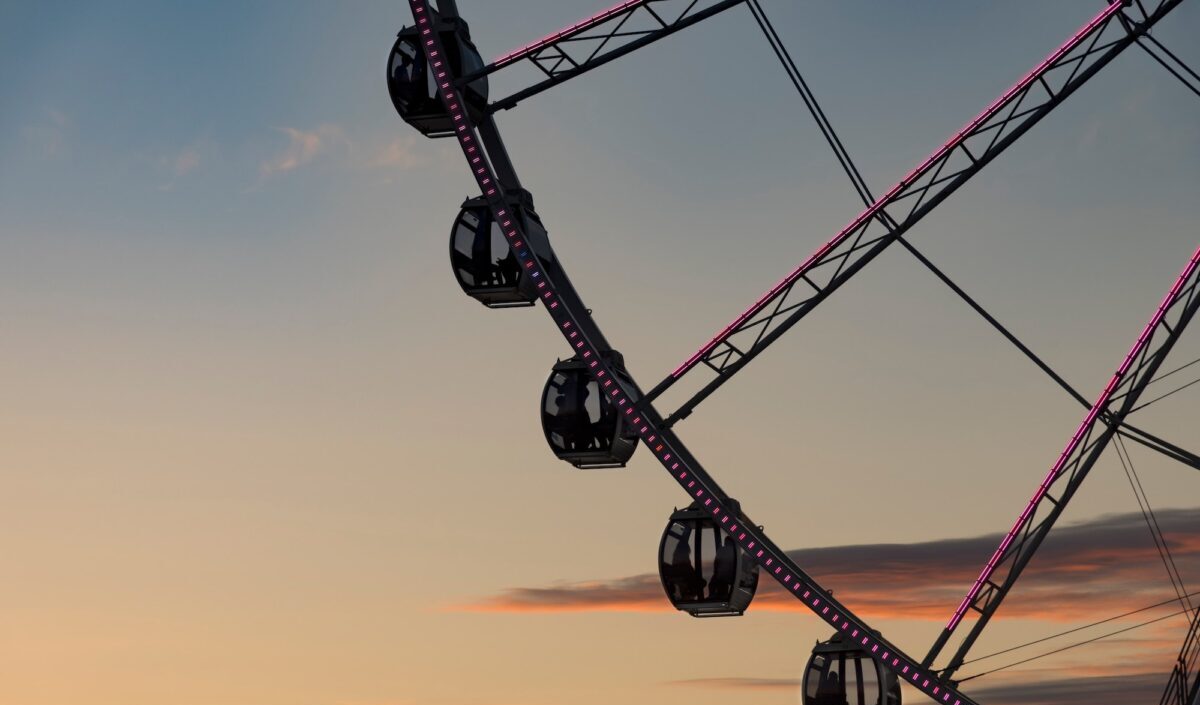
<box><xmin>454</xmin><ymin>509</ymin><xmax>1200</xmax><ymax>624</ymax></box>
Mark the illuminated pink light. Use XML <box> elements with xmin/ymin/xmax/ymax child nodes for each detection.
<box><xmin>670</xmin><ymin>1</ymin><xmax>1123</xmax><ymax>380</ymax></box>
<box><xmin>946</xmin><ymin>242</ymin><xmax>1200</xmax><ymax>632</ymax></box>
<box><xmin>409</xmin><ymin>0</ymin><xmax>977</xmax><ymax>698</ymax></box>
<box><xmin>492</xmin><ymin>0</ymin><xmax>648</xmax><ymax>67</ymax></box>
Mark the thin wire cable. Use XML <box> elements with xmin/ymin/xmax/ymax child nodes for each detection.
<box><xmin>1110</xmin><ymin>355</ymin><xmax>1200</xmax><ymax>404</ymax></box>
<box><xmin>1130</xmin><ymin>375</ymin><xmax>1200</xmax><ymax>413</ymax></box>
<box><xmin>960</xmin><ymin>589</ymin><xmax>1200</xmax><ymax>666</ymax></box>
<box><xmin>957</xmin><ymin>608</ymin><xmax>1191</xmax><ymax>682</ymax></box>
<box><xmin>1145</xmin><ymin>356</ymin><xmax>1200</xmax><ymax>386</ymax></box>
<box><xmin>1115</xmin><ymin>437</ymin><xmax>1186</xmax><ymax>612</ymax></box>
<box><xmin>1121</xmin><ymin>437</ymin><xmax>1196</xmax><ymax>617</ymax></box>
<box><xmin>1115</xmin><ymin>436</ymin><xmax>1195</xmax><ymax>619</ymax></box>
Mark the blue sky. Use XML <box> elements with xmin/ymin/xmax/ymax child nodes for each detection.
<box><xmin>2</xmin><ymin>2</ymin><xmax>1199</xmax><ymax>704</ymax></box>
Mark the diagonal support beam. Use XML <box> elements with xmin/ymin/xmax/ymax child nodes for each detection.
<box><xmin>926</xmin><ymin>242</ymin><xmax>1200</xmax><ymax>678</ymax></box>
<box><xmin>1158</xmin><ymin>599</ymin><xmax>1200</xmax><ymax>704</ymax></box>
<box><xmin>900</xmin><ymin>236</ymin><xmax>1200</xmax><ymax>472</ymax></box>
<box><xmin>1116</xmin><ymin>10</ymin><xmax>1200</xmax><ymax>99</ymax></box>
<box><xmin>1119</xmin><ymin>424</ymin><xmax>1200</xmax><ymax>472</ymax></box>
<box><xmin>647</xmin><ymin>0</ymin><xmax>1184</xmax><ymax>427</ymax></box>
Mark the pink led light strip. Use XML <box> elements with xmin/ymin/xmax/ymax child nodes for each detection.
<box><xmin>408</xmin><ymin>3</ymin><xmax>979</xmax><ymax>703</ymax></box>
<box><xmin>492</xmin><ymin>0</ymin><xmax>650</xmax><ymax>68</ymax></box>
<box><xmin>946</xmin><ymin>242</ymin><xmax>1200</xmax><ymax>632</ymax></box>
<box><xmin>671</xmin><ymin>1</ymin><xmax>1124</xmax><ymax>379</ymax></box>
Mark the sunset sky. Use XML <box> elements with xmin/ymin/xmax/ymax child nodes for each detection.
<box><xmin>2</xmin><ymin>1</ymin><xmax>1199</xmax><ymax>705</ymax></box>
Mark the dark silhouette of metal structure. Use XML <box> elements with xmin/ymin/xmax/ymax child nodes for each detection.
<box><xmin>541</xmin><ymin>353</ymin><xmax>639</xmax><ymax>468</ymax></box>
<box><xmin>1162</xmin><ymin>608</ymin><xmax>1200</xmax><ymax>705</ymax></box>
<box><xmin>805</xmin><ymin>633</ymin><xmax>903</xmax><ymax>705</ymax></box>
<box><xmin>387</xmin><ymin>1</ymin><xmax>1199</xmax><ymax>702</ymax></box>
<box><xmin>659</xmin><ymin>502</ymin><xmax>759</xmax><ymax>616</ymax></box>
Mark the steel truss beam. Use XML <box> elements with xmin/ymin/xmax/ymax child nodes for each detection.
<box><xmin>1160</xmin><ymin>601</ymin><xmax>1200</xmax><ymax>705</ymax></box>
<box><xmin>926</xmin><ymin>243</ymin><xmax>1200</xmax><ymax>678</ymax></box>
<box><xmin>646</xmin><ymin>0</ymin><xmax>1184</xmax><ymax>428</ymax></box>
<box><xmin>458</xmin><ymin>0</ymin><xmax>748</xmax><ymax>113</ymax></box>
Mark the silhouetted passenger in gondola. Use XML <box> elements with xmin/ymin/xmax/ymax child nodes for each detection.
<box><xmin>548</xmin><ymin>391</ymin><xmax>573</xmax><ymax>449</ymax></box>
<box><xmin>814</xmin><ymin>670</ymin><xmax>846</xmax><ymax>705</ymax></box>
<box><xmin>548</xmin><ymin>379</ymin><xmax>601</xmax><ymax>453</ymax></box>
<box><xmin>665</xmin><ymin>536</ymin><xmax>706</xmax><ymax>602</ymax></box>
<box><xmin>707</xmin><ymin>534</ymin><xmax>737</xmax><ymax>601</ymax></box>
<box><xmin>470</xmin><ymin>233</ymin><xmax>498</xmax><ymax>286</ymax></box>
<box><xmin>569</xmin><ymin>383</ymin><xmax>595</xmax><ymax>450</ymax></box>
<box><xmin>392</xmin><ymin>52</ymin><xmax>421</xmax><ymax>105</ymax></box>
<box><xmin>496</xmin><ymin>249</ymin><xmax>519</xmax><ymax>286</ymax></box>
<box><xmin>589</xmin><ymin>400</ymin><xmax>615</xmax><ymax>451</ymax></box>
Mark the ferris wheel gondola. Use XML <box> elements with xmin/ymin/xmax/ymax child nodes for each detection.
<box><xmin>658</xmin><ymin>502</ymin><xmax>759</xmax><ymax>616</ymax></box>
<box><xmin>387</xmin><ymin>19</ymin><xmax>487</xmax><ymax>138</ymax></box>
<box><xmin>541</xmin><ymin>353</ymin><xmax>638</xmax><ymax>468</ymax></box>
<box><xmin>803</xmin><ymin>633</ymin><xmax>901</xmax><ymax>705</ymax></box>
<box><xmin>450</xmin><ymin>193</ymin><xmax>542</xmax><ymax>307</ymax></box>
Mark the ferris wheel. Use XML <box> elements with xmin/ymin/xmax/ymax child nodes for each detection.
<box><xmin>386</xmin><ymin>1</ymin><xmax>1200</xmax><ymax>703</ymax></box>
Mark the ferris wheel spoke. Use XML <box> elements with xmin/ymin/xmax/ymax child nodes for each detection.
<box><xmin>926</xmin><ymin>244</ymin><xmax>1200</xmax><ymax>678</ymax></box>
<box><xmin>649</xmin><ymin>0</ymin><xmax>1183</xmax><ymax>425</ymax></box>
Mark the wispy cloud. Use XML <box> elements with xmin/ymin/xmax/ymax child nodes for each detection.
<box><xmin>260</xmin><ymin>124</ymin><xmax>348</xmax><ymax>177</ymax></box>
<box><xmin>257</xmin><ymin>126</ymin><xmax>426</xmax><ymax>182</ymax></box>
<box><xmin>363</xmin><ymin>135</ymin><xmax>425</xmax><ymax>170</ymax></box>
<box><xmin>172</xmin><ymin>147</ymin><xmax>201</xmax><ymax>177</ymax></box>
<box><xmin>21</xmin><ymin>108</ymin><xmax>70</xmax><ymax>159</ymax></box>
<box><xmin>157</xmin><ymin>141</ymin><xmax>208</xmax><ymax>191</ymax></box>
<box><xmin>454</xmin><ymin>509</ymin><xmax>1200</xmax><ymax>622</ymax></box>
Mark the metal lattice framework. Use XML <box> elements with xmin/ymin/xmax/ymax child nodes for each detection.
<box><xmin>927</xmin><ymin>245</ymin><xmax>1200</xmax><ymax>677</ymax></box>
<box><xmin>1161</xmin><ymin>606</ymin><xmax>1200</xmax><ymax>704</ymax></box>
<box><xmin>398</xmin><ymin>0</ymin><xmax>1198</xmax><ymax>702</ymax></box>
<box><xmin>643</xmin><ymin>0</ymin><xmax>1182</xmax><ymax>426</ymax></box>
<box><xmin>465</xmin><ymin>0</ymin><xmax>748</xmax><ymax>112</ymax></box>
